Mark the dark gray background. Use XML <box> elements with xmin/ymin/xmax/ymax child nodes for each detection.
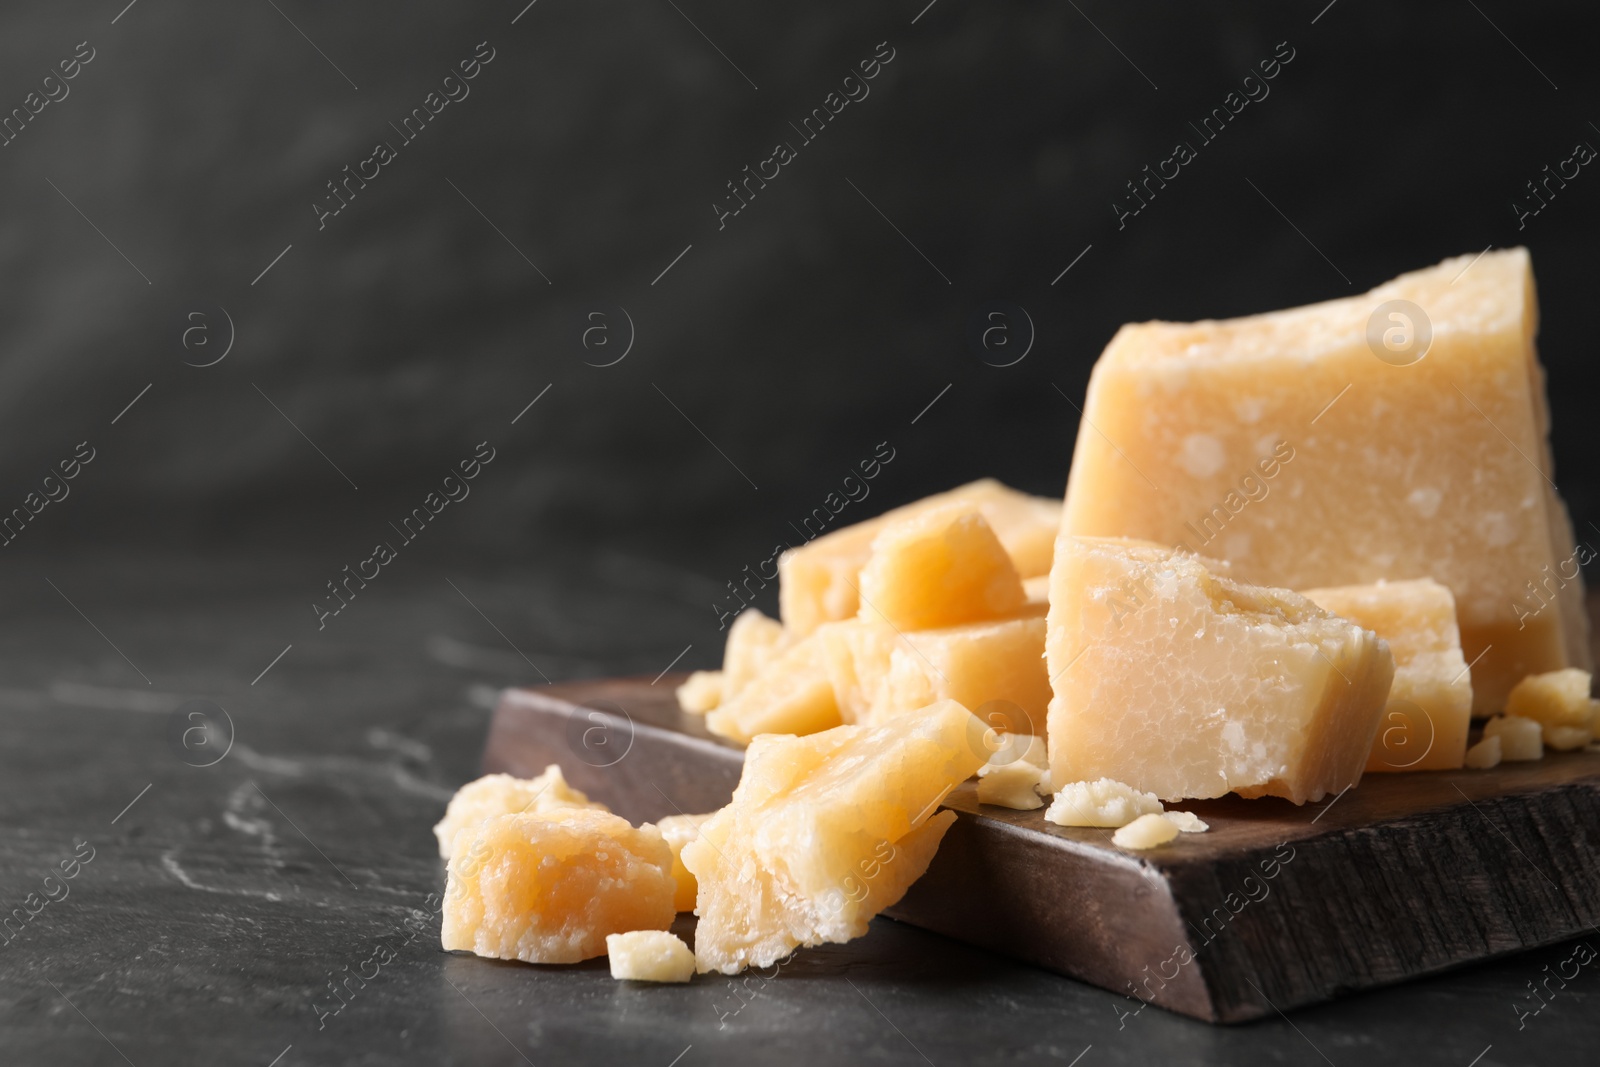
<box><xmin>2</xmin><ymin>1</ymin><xmax>1599</xmax><ymax>1063</ymax></box>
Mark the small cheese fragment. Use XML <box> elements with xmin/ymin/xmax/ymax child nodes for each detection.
<box><xmin>441</xmin><ymin>809</ymin><xmax>674</xmax><ymax>964</ymax></box>
<box><xmin>778</xmin><ymin>479</ymin><xmax>1060</xmax><ymax>636</ymax></box>
<box><xmin>656</xmin><ymin>812</ymin><xmax>713</xmax><ymax>912</ymax></box>
<box><xmin>1113</xmin><ymin>813</ymin><xmax>1180</xmax><ymax>850</ymax></box>
<box><xmin>675</xmin><ymin>671</ymin><xmax>722</xmax><ymax>714</ymax></box>
<box><xmin>856</xmin><ymin>502</ymin><xmax>1028</xmax><ymax>630</ymax></box>
<box><xmin>606</xmin><ymin>930</ymin><xmax>696</xmax><ymax>983</ymax></box>
<box><xmin>1483</xmin><ymin>715</ymin><xmax>1544</xmax><ymax>761</ymax></box>
<box><xmin>1045</xmin><ymin>778</ymin><xmax>1163</xmax><ymax>828</ymax></box>
<box><xmin>976</xmin><ymin>761</ymin><xmax>1046</xmax><ymax>810</ymax></box>
<box><xmin>683</xmin><ymin>700</ymin><xmax>985</xmax><ymax>974</ymax></box>
<box><xmin>1061</xmin><ymin>249</ymin><xmax>1590</xmax><ymax>713</ymax></box>
<box><xmin>1464</xmin><ymin>734</ymin><xmax>1503</xmax><ymax>769</ymax></box>
<box><xmin>704</xmin><ymin>632</ymin><xmax>842</xmax><ymax>744</ymax></box>
<box><xmin>1505</xmin><ymin>668</ymin><xmax>1595</xmax><ymax>728</ymax></box>
<box><xmin>1164</xmin><ymin>811</ymin><xmax>1209</xmax><ymax>833</ymax></box>
<box><xmin>723</xmin><ymin>608</ymin><xmax>789</xmax><ymax>699</ymax></box>
<box><xmin>1302</xmin><ymin>579</ymin><xmax>1472</xmax><ymax>772</ymax></box>
<box><xmin>1543</xmin><ymin>725</ymin><xmax>1592</xmax><ymax>752</ymax></box>
<box><xmin>1048</xmin><ymin>538</ymin><xmax>1394</xmax><ymax>803</ymax></box>
<box><xmin>821</xmin><ymin>607</ymin><xmax>1048</xmax><ymax>734</ymax></box>
<box><xmin>433</xmin><ymin>767</ymin><xmax>606</xmax><ymax>858</ymax></box>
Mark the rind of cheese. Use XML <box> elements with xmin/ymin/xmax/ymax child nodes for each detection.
<box><xmin>1505</xmin><ymin>668</ymin><xmax>1594</xmax><ymax>728</ymax></box>
<box><xmin>1464</xmin><ymin>734</ymin><xmax>1503</xmax><ymax>769</ymax></box>
<box><xmin>1303</xmin><ymin>579</ymin><xmax>1472</xmax><ymax>772</ymax></box>
<box><xmin>856</xmin><ymin>502</ymin><xmax>1028</xmax><ymax>631</ymax></box>
<box><xmin>1483</xmin><ymin>715</ymin><xmax>1543</xmax><ymax>761</ymax></box>
<box><xmin>675</xmin><ymin>671</ymin><xmax>723</xmax><ymax>714</ymax></box>
<box><xmin>656</xmin><ymin>812</ymin><xmax>714</xmax><ymax>912</ymax></box>
<box><xmin>1047</xmin><ymin>537</ymin><xmax>1395</xmax><ymax>804</ymax></box>
<box><xmin>1113</xmin><ymin>813</ymin><xmax>1180</xmax><ymax>850</ymax></box>
<box><xmin>821</xmin><ymin>607</ymin><xmax>1048</xmax><ymax>735</ymax></box>
<box><xmin>1045</xmin><ymin>778</ymin><xmax>1163</xmax><ymax>828</ymax></box>
<box><xmin>777</xmin><ymin>479</ymin><xmax>1060</xmax><ymax>636</ymax></box>
<box><xmin>606</xmin><ymin>930</ymin><xmax>696</xmax><ymax>983</ymax></box>
<box><xmin>704</xmin><ymin>632</ymin><xmax>841</xmax><ymax>745</ymax></box>
<box><xmin>433</xmin><ymin>767</ymin><xmax>606</xmax><ymax>858</ymax></box>
<box><xmin>1061</xmin><ymin>248</ymin><xmax>1589</xmax><ymax>713</ymax></box>
<box><xmin>683</xmin><ymin>700</ymin><xmax>985</xmax><ymax>975</ymax></box>
<box><xmin>441</xmin><ymin>809</ymin><xmax>674</xmax><ymax>964</ymax></box>
<box><xmin>975</xmin><ymin>761</ymin><xmax>1046</xmax><ymax>810</ymax></box>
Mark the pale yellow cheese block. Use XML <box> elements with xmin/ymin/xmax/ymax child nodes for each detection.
<box><xmin>855</xmin><ymin>502</ymin><xmax>1029</xmax><ymax>631</ymax></box>
<box><xmin>1046</xmin><ymin>537</ymin><xmax>1394</xmax><ymax>804</ymax></box>
<box><xmin>820</xmin><ymin>605</ymin><xmax>1049</xmax><ymax>735</ymax></box>
<box><xmin>1302</xmin><ymin>578</ymin><xmax>1472</xmax><ymax>772</ymax></box>
<box><xmin>683</xmin><ymin>699</ymin><xmax>985</xmax><ymax>974</ymax></box>
<box><xmin>440</xmin><ymin>809</ymin><xmax>675</xmax><ymax>964</ymax></box>
<box><xmin>704</xmin><ymin>632</ymin><xmax>842</xmax><ymax>744</ymax></box>
<box><xmin>778</xmin><ymin>479</ymin><xmax>1059</xmax><ymax>636</ymax></box>
<box><xmin>432</xmin><ymin>766</ymin><xmax>606</xmax><ymax>859</ymax></box>
<box><xmin>1061</xmin><ymin>249</ymin><xmax>1588</xmax><ymax>713</ymax></box>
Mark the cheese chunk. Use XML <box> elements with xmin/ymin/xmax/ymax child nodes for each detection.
<box><xmin>1113</xmin><ymin>813</ymin><xmax>1180</xmax><ymax>850</ymax></box>
<box><xmin>724</xmin><ymin>608</ymin><xmax>789</xmax><ymax>697</ymax></box>
<box><xmin>1464</xmin><ymin>734</ymin><xmax>1503</xmax><ymax>769</ymax></box>
<box><xmin>1045</xmin><ymin>778</ymin><xmax>1163</xmax><ymax>828</ymax></box>
<box><xmin>683</xmin><ymin>700</ymin><xmax>984</xmax><ymax>974</ymax></box>
<box><xmin>1303</xmin><ymin>579</ymin><xmax>1472</xmax><ymax>772</ymax></box>
<box><xmin>656</xmin><ymin>812</ymin><xmax>713</xmax><ymax>912</ymax></box>
<box><xmin>1047</xmin><ymin>538</ymin><xmax>1394</xmax><ymax>804</ymax></box>
<box><xmin>1544</xmin><ymin>725</ymin><xmax>1592</xmax><ymax>752</ymax></box>
<box><xmin>704</xmin><ymin>632</ymin><xmax>841</xmax><ymax>744</ymax></box>
<box><xmin>607</xmin><ymin>930</ymin><xmax>696</xmax><ymax>983</ymax></box>
<box><xmin>856</xmin><ymin>502</ymin><xmax>1028</xmax><ymax>630</ymax></box>
<box><xmin>1164</xmin><ymin>811</ymin><xmax>1209</xmax><ymax>833</ymax></box>
<box><xmin>1483</xmin><ymin>715</ymin><xmax>1544</xmax><ymax>761</ymax></box>
<box><xmin>821</xmin><ymin>607</ymin><xmax>1048</xmax><ymax>735</ymax></box>
<box><xmin>975</xmin><ymin>761</ymin><xmax>1046</xmax><ymax>810</ymax></box>
<box><xmin>433</xmin><ymin>767</ymin><xmax>606</xmax><ymax>858</ymax></box>
<box><xmin>778</xmin><ymin>479</ymin><xmax>1059</xmax><ymax>636</ymax></box>
<box><xmin>1505</xmin><ymin>668</ymin><xmax>1594</xmax><ymax>728</ymax></box>
<box><xmin>675</xmin><ymin>671</ymin><xmax>722</xmax><ymax>714</ymax></box>
<box><xmin>441</xmin><ymin>809</ymin><xmax>674</xmax><ymax>964</ymax></box>
<box><xmin>1061</xmin><ymin>249</ymin><xmax>1589</xmax><ymax>712</ymax></box>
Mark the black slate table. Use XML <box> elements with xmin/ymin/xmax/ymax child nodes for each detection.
<box><xmin>1</xmin><ymin>547</ymin><xmax>1593</xmax><ymax>1066</ymax></box>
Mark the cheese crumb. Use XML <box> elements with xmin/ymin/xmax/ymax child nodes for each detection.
<box><xmin>1463</xmin><ymin>735</ymin><xmax>1502</xmax><ymax>769</ymax></box>
<box><xmin>1112</xmin><ymin>813</ymin><xmax>1180</xmax><ymax>850</ymax></box>
<box><xmin>607</xmin><ymin>930</ymin><xmax>696</xmax><ymax>983</ymax></box>
<box><xmin>1483</xmin><ymin>715</ymin><xmax>1543</xmax><ymax>761</ymax></box>
<box><xmin>675</xmin><ymin>670</ymin><xmax>723</xmax><ymax>714</ymax></box>
<box><xmin>1045</xmin><ymin>778</ymin><xmax>1163</xmax><ymax>828</ymax></box>
<box><xmin>975</xmin><ymin>761</ymin><xmax>1045</xmax><ymax>810</ymax></box>
<box><xmin>1506</xmin><ymin>669</ymin><xmax>1594</xmax><ymax>729</ymax></box>
<box><xmin>1163</xmin><ymin>811</ymin><xmax>1209</xmax><ymax>833</ymax></box>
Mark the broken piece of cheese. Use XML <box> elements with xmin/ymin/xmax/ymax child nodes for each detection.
<box><xmin>821</xmin><ymin>605</ymin><xmax>1049</xmax><ymax>734</ymax></box>
<box><xmin>1046</xmin><ymin>538</ymin><xmax>1394</xmax><ymax>803</ymax></box>
<box><xmin>1303</xmin><ymin>579</ymin><xmax>1472</xmax><ymax>772</ymax></box>
<box><xmin>683</xmin><ymin>699</ymin><xmax>985</xmax><ymax>974</ymax></box>
<box><xmin>433</xmin><ymin>766</ymin><xmax>606</xmax><ymax>858</ymax></box>
<box><xmin>855</xmin><ymin>502</ymin><xmax>1028</xmax><ymax>630</ymax></box>
<box><xmin>704</xmin><ymin>632</ymin><xmax>841</xmax><ymax>745</ymax></box>
<box><xmin>778</xmin><ymin>479</ymin><xmax>1059</xmax><ymax>636</ymax></box>
<box><xmin>607</xmin><ymin>930</ymin><xmax>696</xmax><ymax>983</ymax></box>
<box><xmin>656</xmin><ymin>812</ymin><xmax>713</xmax><ymax>912</ymax></box>
<box><xmin>441</xmin><ymin>809</ymin><xmax>675</xmax><ymax>964</ymax></box>
<box><xmin>1061</xmin><ymin>249</ymin><xmax>1589</xmax><ymax>712</ymax></box>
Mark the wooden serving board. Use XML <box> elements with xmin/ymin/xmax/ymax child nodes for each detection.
<box><xmin>481</xmin><ymin>677</ymin><xmax>1600</xmax><ymax>1023</ymax></box>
